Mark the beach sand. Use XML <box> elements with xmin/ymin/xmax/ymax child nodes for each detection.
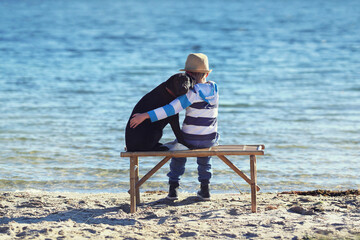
<box><xmin>0</xmin><ymin>190</ymin><xmax>359</xmax><ymax>239</ymax></box>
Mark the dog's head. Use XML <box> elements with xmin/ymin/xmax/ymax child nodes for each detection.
<box><xmin>165</xmin><ymin>73</ymin><xmax>195</xmax><ymax>97</ymax></box>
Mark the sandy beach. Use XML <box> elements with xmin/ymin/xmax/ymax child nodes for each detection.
<box><xmin>0</xmin><ymin>190</ymin><xmax>359</xmax><ymax>239</ymax></box>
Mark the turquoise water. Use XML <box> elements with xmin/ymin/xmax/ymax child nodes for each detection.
<box><xmin>0</xmin><ymin>0</ymin><xmax>359</xmax><ymax>193</ymax></box>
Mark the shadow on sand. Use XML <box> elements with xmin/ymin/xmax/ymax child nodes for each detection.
<box><xmin>0</xmin><ymin>196</ymin><xmax>222</xmax><ymax>226</ymax></box>
<box><xmin>0</xmin><ymin>204</ymin><xmax>137</xmax><ymax>226</ymax></box>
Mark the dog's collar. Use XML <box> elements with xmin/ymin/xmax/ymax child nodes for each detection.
<box><xmin>166</xmin><ymin>87</ymin><xmax>176</xmax><ymax>98</ymax></box>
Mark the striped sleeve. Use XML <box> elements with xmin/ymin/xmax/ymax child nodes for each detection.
<box><xmin>148</xmin><ymin>91</ymin><xmax>196</xmax><ymax>122</ymax></box>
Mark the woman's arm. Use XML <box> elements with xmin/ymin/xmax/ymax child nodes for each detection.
<box><xmin>130</xmin><ymin>90</ymin><xmax>197</xmax><ymax>128</ymax></box>
<box><xmin>147</xmin><ymin>93</ymin><xmax>194</xmax><ymax>122</ymax></box>
<box><xmin>130</xmin><ymin>91</ymin><xmax>196</xmax><ymax>128</ymax></box>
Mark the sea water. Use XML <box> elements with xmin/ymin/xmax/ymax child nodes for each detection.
<box><xmin>0</xmin><ymin>0</ymin><xmax>359</xmax><ymax>193</ymax></box>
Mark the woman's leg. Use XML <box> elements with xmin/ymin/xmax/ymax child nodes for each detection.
<box><xmin>184</xmin><ymin>137</ymin><xmax>217</xmax><ymax>185</ymax></box>
<box><xmin>167</xmin><ymin>157</ymin><xmax>187</xmax><ymax>183</ymax></box>
<box><xmin>197</xmin><ymin>156</ymin><xmax>212</xmax><ymax>185</ymax></box>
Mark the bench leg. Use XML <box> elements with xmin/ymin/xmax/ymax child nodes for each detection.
<box><xmin>135</xmin><ymin>156</ymin><xmax>140</xmax><ymax>205</ymax></box>
<box><xmin>130</xmin><ymin>156</ymin><xmax>138</xmax><ymax>213</ymax></box>
<box><xmin>250</xmin><ymin>155</ymin><xmax>257</xmax><ymax>213</ymax></box>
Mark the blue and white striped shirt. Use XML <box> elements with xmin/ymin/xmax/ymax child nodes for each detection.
<box><xmin>148</xmin><ymin>81</ymin><xmax>219</xmax><ymax>141</ymax></box>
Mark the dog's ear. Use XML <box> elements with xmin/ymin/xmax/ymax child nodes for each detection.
<box><xmin>166</xmin><ymin>73</ymin><xmax>192</xmax><ymax>97</ymax></box>
<box><xmin>187</xmin><ymin>75</ymin><xmax>195</xmax><ymax>89</ymax></box>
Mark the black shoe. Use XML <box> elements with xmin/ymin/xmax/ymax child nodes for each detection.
<box><xmin>197</xmin><ymin>184</ymin><xmax>210</xmax><ymax>201</ymax></box>
<box><xmin>166</xmin><ymin>182</ymin><xmax>179</xmax><ymax>200</ymax></box>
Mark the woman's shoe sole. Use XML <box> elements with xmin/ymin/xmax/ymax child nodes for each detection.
<box><xmin>166</xmin><ymin>195</ymin><xmax>178</xmax><ymax>200</ymax></box>
<box><xmin>197</xmin><ymin>192</ymin><xmax>211</xmax><ymax>201</ymax></box>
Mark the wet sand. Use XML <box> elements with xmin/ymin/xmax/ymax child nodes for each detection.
<box><xmin>0</xmin><ymin>190</ymin><xmax>359</xmax><ymax>239</ymax></box>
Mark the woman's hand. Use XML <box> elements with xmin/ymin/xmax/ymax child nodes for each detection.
<box><xmin>130</xmin><ymin>113</ymin><xmax>150</xmax><ymax>128</ymax></box>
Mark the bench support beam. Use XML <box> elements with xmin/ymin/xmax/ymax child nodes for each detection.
<box><xmin>134</xmin><ymin>156</ymin><xmax>171</xmax><ymax>191</ymax></box>
<box><xmin>217</xmin><ymin>155</ymin><xmax>260</xmax><ymax>192</ymax></box>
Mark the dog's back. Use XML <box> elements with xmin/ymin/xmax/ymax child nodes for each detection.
<box><xmin>125</xmin><ymin>74</ymin><xmax>193</xmax><ymax>152</ymax></box>
<box><xmin>131</xmin><ymin>82</ymin><xmax>172</xmax><ymax>115</ymax></box>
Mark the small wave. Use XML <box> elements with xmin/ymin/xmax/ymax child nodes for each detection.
<box><xmin>297</xmin><ymin>28</ymin><xmax>316</xmax><ymax>33</ymax></box>
<box><xmin>47</xmin><ymin>167</ymin><xmax>128</xmax><ymax>176</ymax></box>
<box><xmin>346</xmin><ymin>87</ymin><xmax>360</xmax><ymax>91</ymax></box>
<box><xmin>95</xmin><ymin>34</ymin><xmax>125</xmax><ymax>41</ymax></box>
<box><xmin>270</xmin><ymin>117</ymin><xmax>315</xmax><ymax>122</ymax></box>
<box><xmin>56</xmin><ymin>89</ymin><xmax>105</xmax><ymax>95</ymax></box>
<box><xmin>219</xmin><ymin>102</ymin><xmax>253</xmax><ymax>108</ymax></box>
<box><xmin>276</xmin><ymin>145</ymin><xmax>309</xmax><ymax>149</ymax></box>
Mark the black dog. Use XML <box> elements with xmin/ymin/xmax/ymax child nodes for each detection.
<box><xmin>125</xmin><ymin>73</ymin><xmax>194</xmax><ymax>151</ymax></box>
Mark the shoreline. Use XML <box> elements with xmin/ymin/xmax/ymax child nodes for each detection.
<box><xmin>0</xmin><ymin>190</ymin><xmax>359</xmax><ymax>239</ymax></box>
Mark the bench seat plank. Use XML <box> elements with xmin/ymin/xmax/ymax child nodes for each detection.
<box><xmin>121</xmin><ymin>145</ymin><xmax>265</xmax><ymax>157</ymax></box>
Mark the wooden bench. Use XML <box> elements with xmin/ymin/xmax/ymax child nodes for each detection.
<box><xmin>120</xmin><ymin>145</ymin><xmax>265</xmax><ymax>213</ymax></box>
